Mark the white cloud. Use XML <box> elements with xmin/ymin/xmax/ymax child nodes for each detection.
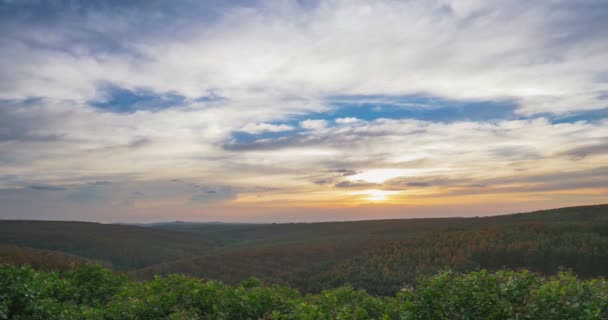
<box><xmin>335</xmin><ymin>117</ymin><xmax>360</xmax><ymax>124</ymax></box>
<box><xmin>2</xmin><ymin>0</ymin><xmax>606</xmax><ymax>114</ymax></box>
<box><xmin>239</xmin><ymin>123</ymin><xmax>294</xmax><ymax>134</ymax></box>
<box><xmin>300</xmin><ymin>119</ymin><xmax>328</xmax><ymax>130</ymax></box>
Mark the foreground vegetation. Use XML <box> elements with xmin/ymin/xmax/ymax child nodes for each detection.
<box><xmin>1</xmin><ymin>264</ymin><xmax>607</xmax><ymax>320</ymax></box>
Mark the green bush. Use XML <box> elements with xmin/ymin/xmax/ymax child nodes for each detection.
<box><xmin>0</xmin><ymin>264</ymin><xmax>606</xmax><ymax>319</ymax></box>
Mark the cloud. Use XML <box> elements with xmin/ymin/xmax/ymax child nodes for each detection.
<box><xmin>557</xmin><ymin>142</ymin><xmax>608</xmax><ymax>160</ymax></box>
<box><xmin>28</xmin><ymin>185</ymin><xmax>67</xmax><ymax>191</ymax></box>
<box><xmin>223</xmin><ymin>135</ymin><xmax>308</xmax><ymax>151</ymax></box>
<box><xmin>191</xmin><ymin>186</ymin><xmax>238</xmax><ymax>203</ymax></box>
<box><xmin>333</xmin><ymin>169</ymin><xmax>359</xmax><ymax>176</ymax></box>
<box><xmin>0</xmin><ymin>0</ymin><xmax>607</xmax><ymax>221</ymax></box>
<box><xmin>335</xmin><ymin>117</ymin><xmax>360</xmax><ymax>124</ymax></box>
<box><xmin>406</xmin><ymin>182</ymin><xmax>431</xmax><ymax>187</ymax></box>
<box><xmin>239</xmin><ymin>122</ymin><xmax>294</xmax><ymax>134</ymax></box>
<box><xmin>334</xmin><ymin>180</ymin><xmax>377</xmax><ymax>189</ymax></box>
<box><xmin>1</xmin><ymin>0</ymin><xmax>607</xmax><ymax>115</ymax></box>
<box><xmin>300</xmin><ymin>119</ymin><xmax>327</xmax><ymax>130</ymax></box>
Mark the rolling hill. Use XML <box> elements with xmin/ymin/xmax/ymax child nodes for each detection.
<box><xmin>0</xmin><ymin>220</ymin><xmax>217</xmax><ymax>269</ymax></box>
<box><xmin>1</xmin><ymin>204</ymin><xmax>607</xmax><ymax>294</ymax></box>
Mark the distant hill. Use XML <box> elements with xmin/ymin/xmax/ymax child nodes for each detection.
<box><xmin>147</xmin><ymin>204</ymin><xmax>608</xmax><ymax>247</ymax></box>
<box><xmin>0</xmin><ymin>220</ymin><xmax>217</xmax><ymax>269</ymax></box>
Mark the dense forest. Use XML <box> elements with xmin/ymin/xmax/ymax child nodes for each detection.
<box><xmin>0</xmin><ymin>205</ymin><xmax>607</xmax><ymax>297</ymax></box>
<box><xmin>1</xmin><ymin>264</ymin><xmax>607</xmax><ymax>319</ymax></box>
<box><xmin>0</xmin><ymin>221</ymin><xmax>216</xmax><ymax>269</ymax></box>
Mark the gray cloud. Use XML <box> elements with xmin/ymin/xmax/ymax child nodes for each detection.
<box><xmin>190</xmin><ymin>186</ymin><xmax>238</xmax><ymax>203</ymax></box>
<box><xmin>334</xmin><ymin>180</ymin><xmax>378</xmax><ymax>189</ymax></box>
<box><xmin>28</xmin><ymin>185</ymin><xmax>67</xmax><ymax>191</ymax></box>
<box><xmin>406</xmin><ymin>182</ymin><xmax>431</xmax><ymax>187</ymax></box>
<box><xmin>127</xmin><ymin>137</ymin><xmax>151</xmax><ymax>149</ymax></box>
<box><xmin>386</xmin><ymin>176</ymin><xmax>472</xmax><ymax>188</ymax></box>
<box><xmin>391</xmin><ymin>166</ymin><xmax>608</xmax><ymax>196</ymax></box>
<box><xmin>558</xmin><ymin>142</ymin><xmax>608</xmax><ymax>160</ymax></box>
<box><xmin>491</xmin><ymin>146</ymin><xmax>541</xmax><ymax>160</ymax></box>
<box><xmin>0</xmin><ymin>100</ymin><xmax>65</xmax><ymax>143</ymax></box>
<box><xmin>222</xmin><ymin>136</ymin><xmax>307</xmax><ymax>151</ymax></box>
<box><xmin>313</xmin><ymin>179</ymin><xmax>331</xmax><ymax>185</ymax></box>
<box><xmin>336</xmin><ymin>169</ymin><xmax>358</xmax><ymax>176</ymax></box>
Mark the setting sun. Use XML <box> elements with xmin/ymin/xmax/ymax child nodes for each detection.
<box><xmin>352</xmin><ymin>189</ymin><xmax>401</xmax><ymax>202</ymax></box>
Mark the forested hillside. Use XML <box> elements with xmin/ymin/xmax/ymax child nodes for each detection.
<box><xmin>0</xmin><ymin>221</ymin><xmax>216</xmax><ymax>269</ymax></box>
<box><xmin>0</xmin><ymin>244</ymin><xmax>92</xmax><ymax>271</ymax></box>
<box><xmin>1</xmin><ymin>204</ymin><xmax>607</xmax><ymax>295</ymax></box>
<box><xmin>311</xmin><ymin>222</ymin><xmax>608</xmax><ymax>294</ymax></box>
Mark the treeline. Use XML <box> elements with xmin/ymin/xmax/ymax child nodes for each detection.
<box><xmin>1</xmin><ymin>264</ymin><xmax>607</xmax><ymax>320</ymax></box>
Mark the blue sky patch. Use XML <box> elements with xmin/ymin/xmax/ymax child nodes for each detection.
<box><xmin>319</xmin><ymin>94</ymin><xmax>520</xmax><ymax>122</ymax></box>
<box><xmin>227</xmin><ymin>95</ymin><xmax>608</xmax><ymax>145</ymax></box>
<box><xmin>194</xmin><ymin>92</ymin><xmax>228</xmax><ymax>103</ymax></box>
<box><xmin>230</xmin><ymin>130</ymin><xmax>295</xmax><ymax>143</ymax></box>
<box><xmin>90</xmin><ymin>85</ymin><xmax>186</xmax><ymax>113</ymax></box>
<box><xmin>551</xmin><ymin>108</ymin><xmax>608</xmax><ymax>124</ymax></box>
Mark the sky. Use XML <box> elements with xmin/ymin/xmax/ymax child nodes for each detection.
<box><xmin>0</xmin><ymin>0</ymin><xmax>607</xmax><ymax>223</ymax></box>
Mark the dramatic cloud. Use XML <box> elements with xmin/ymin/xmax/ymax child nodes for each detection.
<box><xmin>0</xmin><ymin>0</ymin><xmax>607</xmax><ymax>222</ymax></box>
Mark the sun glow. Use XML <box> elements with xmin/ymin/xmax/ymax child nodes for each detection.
<box><xmin>348</xmin><ymin>169</ymin><xmax>412</xmax><ymax>184</ymax></box>
<box><xmin>352</xmin><ymin>189</ymin><xmax>401</xmax><ymax>202</ymax></box>
<box><xmin>347</xmin><ymin>168</ymin><xmax>450</xmax><ymax>184</ymax></box>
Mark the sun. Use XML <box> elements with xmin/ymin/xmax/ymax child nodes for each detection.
<box><xmin>352</xmin><ymin>189</ymin><xmax>401</xmax><ymax>202</ymax></box>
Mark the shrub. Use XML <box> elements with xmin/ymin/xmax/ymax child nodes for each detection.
<box><xmin>1</xmin><ymin>264</ymin><xmax>606</xmax><ymax>319</ymax></box>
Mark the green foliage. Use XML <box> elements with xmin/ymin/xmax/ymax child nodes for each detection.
<box><xmin>1</xmin><ymin>264</ymin><xmax>607</xmax><ymax>319</ymax></box>
<box><xmin>526</xmin><ymin>272</ymin><xmax>608</xmax><ymax>319</ymax></box>
<box><xmin>406</xmin><ymin>270</ymin><xmax>540</xmax><ymax>319</ymax></box>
